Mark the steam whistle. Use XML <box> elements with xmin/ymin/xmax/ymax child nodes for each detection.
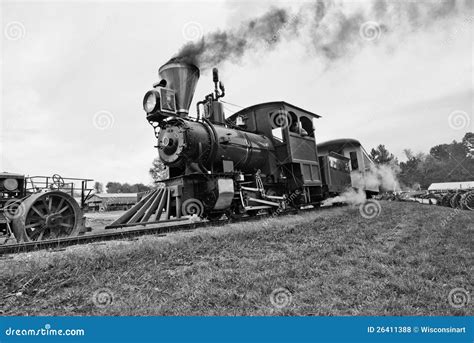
<box><xmin>197</xmin><ymin>67</ymin><xmax>226</xmax><ymax>125</ymax></box>
<box><xmin>212</xmin><ymin>68</ymin><xmax>225</xmax><ymax>100</ymax></box>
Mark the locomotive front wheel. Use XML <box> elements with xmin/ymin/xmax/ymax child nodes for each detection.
<box><xmin>11</xmin><ymin>191</ymin><xmax>83</xmax><ymax>242</ymax></box>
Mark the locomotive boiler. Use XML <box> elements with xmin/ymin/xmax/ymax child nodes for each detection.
<box><xmin>109</xmin><ymin>60</ymin><xmax>352</xmax><ymax>227</ymax></box>
<box><xmin>145</xmin><ymin>61</ymin><xmax>271</xmax><ymax>176</ymax></box>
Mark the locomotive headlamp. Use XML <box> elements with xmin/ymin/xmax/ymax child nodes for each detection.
<box><xmin>143</xmin><ymin>90</ymin><xmax>158</xmax><ymax>113</ymax></box>
<box><xmin>143</xmin><ymin>88</ymin><xmax>177</xmax><ymax>121</ymax></box>
<box><xmin>3</xmin><ymin>178</ymin><xmax>18</xmax><ymax>191</ymax></box>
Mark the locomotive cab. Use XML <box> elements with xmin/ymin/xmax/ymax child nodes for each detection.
<box><xmin>228</xmin><ymin>102</ymin><xmax>324</xmax><ymax>203</ymax></box>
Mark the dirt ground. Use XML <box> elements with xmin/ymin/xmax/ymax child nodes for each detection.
<box><xmin>84</xmin><ymin>210</ymin><xmax>125</xmax><ymax>231</ymax></box>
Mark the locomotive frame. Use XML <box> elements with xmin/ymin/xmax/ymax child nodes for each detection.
<box><xmin>108</xmin><ymin>60</ymin><xmax>358</xmax><ymax>228</ymax></box>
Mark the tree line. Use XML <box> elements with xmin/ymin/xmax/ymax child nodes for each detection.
<box><xmin>370</xmin><ymin>132</ymin><xmax>473</xmax><ymax>190</ymax></box>
<box><xmin>92</xmin><ymin>158</ymin><xmax>167</xmax><ymax>194</ymax></box>
<box><xmin>93</xmin><ymin>181</ymin><xmax>151</xmax><ymax>194</ymax></box>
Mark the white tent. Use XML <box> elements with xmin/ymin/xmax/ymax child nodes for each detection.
<box><xmin>428</xmin><ymin>181</ymin><xmax>474</xmax><ymax>191</ymax></box>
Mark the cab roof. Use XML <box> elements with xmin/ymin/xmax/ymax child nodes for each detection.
<box><xmin>228</xmin><ymin>101</ymin><xmax>321</xmax><ymax>119</ymax></box>
<box><xmin>317</xmin><ymin>138</ymin><xmax>362</xmax><ymax>149</ymax></box>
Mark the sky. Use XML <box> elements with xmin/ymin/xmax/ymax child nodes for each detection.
<box><xmin>1</xmin><ymin>0</ymin><xmax>473</xmax><ymax>186</ymax></box>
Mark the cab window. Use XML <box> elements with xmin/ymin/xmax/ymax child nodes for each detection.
<box><xmin>349</xmin><ymin>151</ymin><xmax>359</xmax><ymax>170</ymax></box>
<box><xmin>329</xmin><ymin>156</ymin><xmax>350</xmax><ymax>172</ymax></box>
<box><xmin>272</xmin><ymin>127</ymin><xmax>284</xmax><ymax>142</ymax></box>
<box><xmin>300</xmin><ymin>116</ymin><xmax>314</xmax><ymax>137</ymax></box>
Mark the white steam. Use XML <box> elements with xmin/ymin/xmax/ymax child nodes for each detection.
<box><xmin>353</xmin><ymin>163</ymin><xmax>401</xmax><ymax>192</ymax></box>
<box><xmin>322</xmin><ymin>187</ymin><xmax>367</xmax><ymax>206</ymax></box>
<box><xmin>322</xmin><ymin>163</ymin><xmax>401</xmax><ymax>206</ymax></box>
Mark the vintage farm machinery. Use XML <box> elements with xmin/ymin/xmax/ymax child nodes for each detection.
<box><xmin>394</xmin><ymin>188</ymin><xmax>474</xmax><ymax>210</ymax></box>
<box><xmin>435</xmin><ymin>190</ymin><xmax>474</xmax><ymax>210</ymax></box>
<box><xmin>0</xmin><ymin>172</ymin><xmax>94</xmax><ymax>244</ymax></box>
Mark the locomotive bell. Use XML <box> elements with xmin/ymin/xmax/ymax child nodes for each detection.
<box><xmin>159</xmin><ymin>60</ymin><xmax>200</xmax><ymax>116</ymax></box>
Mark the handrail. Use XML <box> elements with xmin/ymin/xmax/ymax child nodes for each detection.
<box><xmin>24</xmin><ymin>175</ymin><xmax>95</xmax><ymax>208</ymax></box>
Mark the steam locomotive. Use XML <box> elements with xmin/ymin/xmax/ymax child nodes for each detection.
<box><xmin>128</xmin><ymin>60</ymin><xmax>355</xmax><ymax>222</ymax></box>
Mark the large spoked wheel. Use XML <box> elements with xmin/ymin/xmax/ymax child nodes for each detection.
<box><xmin>461</xmin><ymin>191</ymin><xmax>474</xmax><ymax>211</ymax></box>
<box><xmin>12</xmin><ymin>191</ymin><xmax>83</xmax><ymax>242</ymax></box>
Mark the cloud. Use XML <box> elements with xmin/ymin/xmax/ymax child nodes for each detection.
<box><xmin>1</xmin><ymin>1</ymin><xmax>472</xmax><ymax>184</ymax></box>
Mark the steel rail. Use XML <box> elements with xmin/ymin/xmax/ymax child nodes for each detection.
<box><xmin>0</xmin><ymin>209</ymin><xmax>300</xmax><ymax>255</ymax></box>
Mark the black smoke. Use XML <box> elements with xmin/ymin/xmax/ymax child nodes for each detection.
<box><xmin>171</xmin><ymin>0</ymin><xmax>464</xmax><ymax>69</ymax></box>
<box><xmin>173</xmin><ymin>7</ymin><xmax>299</xmax><ymax>69</ymax></box>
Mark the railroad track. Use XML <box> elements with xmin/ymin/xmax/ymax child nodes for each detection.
<box><xmin>0</xmin><ymin>210</ymin><xmax>298</xmax><ymax>255</ymax></box>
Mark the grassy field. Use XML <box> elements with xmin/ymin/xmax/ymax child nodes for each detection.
<box><xmin>0</xmin><ymin>201</ymin><xmax>472</xmax><ymax>316</ymax></box>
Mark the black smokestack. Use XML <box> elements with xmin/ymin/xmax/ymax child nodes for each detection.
<box><xmin>171</xmin><ymin>0</ymin><xmax>464</xmax><ymax>69</ymax></box>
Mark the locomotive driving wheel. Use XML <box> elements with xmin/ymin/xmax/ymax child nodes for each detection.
<box><xmin>11</xmin><ymin>191</ymin><xmax>83</xmax><ymax>242</ymax></box>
